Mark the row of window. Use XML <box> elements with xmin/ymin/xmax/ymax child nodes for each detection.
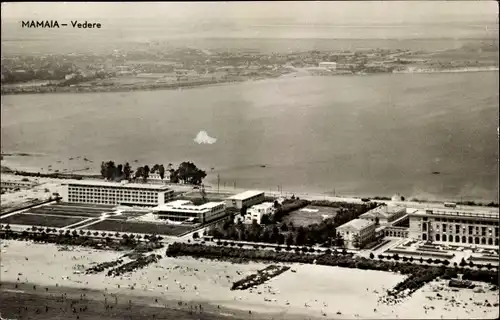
<box><xmin>422</xmin><ymin>216</ymin><xmax>498</xmax><ymax>226</ymax></box>
<box><xmin>422</xmin><ymin>222</ymin><xmax>498</xmax><ymax>236</ymax></box>
<box><xmin>68</xmin><ymin>192</ymin><xmax>158</xmax><ymax>197</ymax></box>
<box><xmin>421</xmin><ymin>233</ymin><xmax>499</xmax><ymax>245</ymax></box>
<box><xmin>68</xmin><ymin>196</ymin><xmax>157</xmax><ymax>203</ymax></box>
<box><xmin>69</xmin><ymin>185</ymin><xmax>168</xmax><ymax>193</ymax></box>
<box><xmin>69</xmin><ymin>189</ymin><xmax>159</xmax><ymax>196</ymax></box>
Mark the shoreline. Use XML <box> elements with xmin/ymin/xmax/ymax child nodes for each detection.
<box><xmin>1</xmin><ymin>160</ymin><xmax>499</xmax><ymax>206</ymax></box>
<box><xmin>1</xmin><ymin>67</ymin><xmax>498</xmax><ymax>96</ymax></box>
<box><xmin>0</xmin><ymin>281</ymin><xmax>293</xmax><ymax>320</ymax></box>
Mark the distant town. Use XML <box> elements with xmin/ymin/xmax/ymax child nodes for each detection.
<box><xmin>2</xmin><ymin>40</ymin><xmax>498</xmax><ymax>95</ymax></box>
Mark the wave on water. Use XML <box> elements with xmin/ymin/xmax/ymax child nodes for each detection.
<box><xmin>194</xmin><ymin>131</ymin><xmax>217</xmax><ymax>144</ymax></box>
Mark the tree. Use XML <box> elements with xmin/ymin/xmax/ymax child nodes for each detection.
<box><xmin>124</xmin><ymin>162</ymin><xmax>132</xmax><ymax>180</ymax></box>
<box><xmin>240</xmin><ymin>205</ymin><xmax>248</xmax><ymax>217</ymax></box>
<box><xmin>105</xmin><ymin>161</ymin><xmax>116</xmax><ymax>180</ymax></box>
<box><xmin>286</xmin><ymin>233</ymin><xmax>295</xmax><ymax>246</ymax></box>
<box><xmin>152</xmin><ymin>164</ymin><xmax>160</xmax><ymax>173</ymax></box>
<box><xmin>369</xmin><ymin>252</ymin><xmax>375</xmax><ymax>259</ymax></box>
<box><xmin>135</xmin><ymin>167</ymin><xmax>144</xmax><ymax>180</ymax></box>
<box><xmin>143</xmin><ymin>165</ymin><xmax>150</xmax><ymax>182</ymax></box>
<box><xmin>296</xmin><ymin>226</ymin><xmax>306</xmax><ymax>246</ymax></box>
<box><xmin>193</xmin><ymin>232</ymin><xmax>199</xmax><ymax>239</ymax></box>
<box><xmin>260</xmin><ymin>214</ymin><xmax>270</xmax><ymax>225</ymax></box>
<box><xmin>374</xmin><ymin>217</ymin><xmax>380</xmax><ymax>226</ymax></box>
<box><xmin>353</xmin><ymin>234</ymin><xmax>361</xmax><ymax>249</ymax></box>
<box><xmin>117</xmin><ymin>164</ymin><xmax>123</xmax><ymax>180</ymax></box>
<box><xmin>459</xmin><ymin>258</ymin><xmax>467</xmax><ymax>267</ymax></box>
<box><xmin>159</xmin><ymin>165</ymin><xmax>165</xmax><ymax>180</ymax></box>
<box><xmin>100</xmin><ymin>161</ymin><xmax>107</xmax><ymax>179</ymax></box>
<box><xmin>334</xmin><ymin>232</ymin><xmax>345</xmax><ymax>247</ymax></box>
<box><xmin>174</xmin><ymin>162</ymin><xmax>207</xmax><ymax>185</ymax></box>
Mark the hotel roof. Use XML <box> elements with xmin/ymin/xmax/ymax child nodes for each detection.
<box><xmin>360</xmin><ymin>205</ymin><xmax>406</xmax><ymax>219</ymax></box>
<box><xmin>336</xmin><ymin>219</ymin><xmax>375</xmax><ymax>231</ymax></box>
<box><xmin>250</xmin><ymin>202</ymin><xmax>275</xmax><ymax>210</ymax></box>
<box><xmin>155</xmin><ymin>201</ymin><xmax>225</xmax><ymax>212</ymax></box>
<box><xmin>227</xmin><ymin>190</ymin><xmax>265</xmax><ymax>201</ymax></box>
<box><xmin>66</xmin><ymin>180</ymin><xmax>171</xmax><ymax>190</ymax></box>
<box><xmin>411</xmin><ymin>208</ymin><xmax>499</xmax><ymax>220</ymax></box>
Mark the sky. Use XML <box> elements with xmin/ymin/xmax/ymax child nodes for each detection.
<box><xmin>2</xmin><ymin>1</ymin><xmax>498</xmax><ymax>24</ymax></box>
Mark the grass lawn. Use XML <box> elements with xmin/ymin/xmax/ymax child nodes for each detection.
<box><xmin>0</xmin><ymin>214</ymin><xmax>85</xmax><ymax>228</ymax></box>
<box><xmin>282</xmin><ymin>205</ymin><xmax>339</xmax><ymax>227</ymax></box>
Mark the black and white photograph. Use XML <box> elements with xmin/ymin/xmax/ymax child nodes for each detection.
<box><xmin>0</xmin><ymin>1</ymin><xmax>499</xmax><ymax>319</ymax></box>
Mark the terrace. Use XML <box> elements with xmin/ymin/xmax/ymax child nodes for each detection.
<box><xmin>84</xmin><ymin>219</ymin><xmax>194</xmax><ymax>236</ymax></box>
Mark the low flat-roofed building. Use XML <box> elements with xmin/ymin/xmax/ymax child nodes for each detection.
<box><xmin>318</xmin><ymin>62</ymin><xmax>337</xmax><ymax>70</ymax></box>
<box><xmin>1</xmin><ymin>180</ymin><xmax>38</xmax><ymax>192</ymax></box>
<box><xmin>154</xmin><ymin>200</ymin><xmax>226</xmax><ymax>223</ymax></box>
<box><xmin>226</xmin><ymin>190</ymin><xmax>265</xmax><ymax>210</ymax></box>
<box><xmin>336</xmin><ymin>218</ymin><xmax>376</xmax><ymax>249</ymax></box>
<box><xmin>61</xmin><ymin>180</ymin><xmax>174</xmax><ymax>207</ymax></box>
<box><xmin>408</xmin><ymin>206</ymin><xmax>499</xmax><ymax>247</ymax></box>
<box><xmin>235</xmin><ymin>202</ymin><xmax>275</xmax><ymax>224</ymax></box>
<box><xmin>359</xmin><ymin>204</ymin><xmax>406</xmax><ymax>226</ymax></box>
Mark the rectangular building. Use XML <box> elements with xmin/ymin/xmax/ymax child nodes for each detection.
<box><xmin>359</xmin><ymin>204</ymin><xmax>406</xmax><ymax>226</ymax></box>
<box><xmin>408</xmin><ymin>207</ymin><xmax>499</xmax><ymax>247</ymax></box>
<box><xmin>235</xmin><ymin>202</ymin><xmax>275</xmax><ymax>224</ymax></box>
<box><xmin>336</xmin><ymin>219</ymin><xmax>376</xmax><ymax>249</ymax></box>
<box><xmin>226</xmin><ymin>190</ymin><xmax>265</xmax><ymax>210</ymax></box>
<box><xmin>1</xmin><ymin>180</ymin><xmax>38</xmax><ymax>192</ymax></box>
<box><xmin>61</xmin><ymin>180</ymin><xmax>174</xmax><ymax>206</ymax></box>
<box><xmin>318</xmin><ymin>62</ymin><xmax>337</xmax><ymax>70</ymax></box>
<box><xmin>154</xmin><ymin>200</ymin><xmax>226</xmax><ymax>223</ymax></box>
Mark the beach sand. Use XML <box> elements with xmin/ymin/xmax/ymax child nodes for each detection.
<box><xmin>1</xmin><ymin>240</ymin><xmax>498</xmax><ymax>319</ymax></box>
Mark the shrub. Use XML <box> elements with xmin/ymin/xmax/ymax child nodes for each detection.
<box><xmin>369</xmin><ymin>252</ymin><xmax>375</xmax><ymax>259</ymax></box>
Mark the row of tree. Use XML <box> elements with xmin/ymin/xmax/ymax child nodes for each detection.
<box><xmin>100</xmin><ymin>161</ymin><xmax>133</xmax><ymax>181</ymax></box>
<box><xmin>100</xmin><ymin>161</ymin><xmax>207</xmax><ymax>185</ymax></box>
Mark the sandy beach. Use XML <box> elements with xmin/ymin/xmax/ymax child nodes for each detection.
<box><xmin>1</xmin><ymin>240</ymin><xmax>498</xmax><ymax>319</ymax></box>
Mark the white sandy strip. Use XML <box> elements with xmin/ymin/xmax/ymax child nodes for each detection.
<box><xmin>1</xmin><ymin>240</ymin><xmax>498</xmax><ymax>319</ymax></box>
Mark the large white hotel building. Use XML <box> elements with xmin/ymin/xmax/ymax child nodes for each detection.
<box><xmin>61</xmin><ymin>180</ymin><xmax>174</xmax><ymax>206</ymax></box>
<box><xmin>408</xmin><ymin>206</ymin><xmax>499</xmax><ymax>246</ymax></box>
